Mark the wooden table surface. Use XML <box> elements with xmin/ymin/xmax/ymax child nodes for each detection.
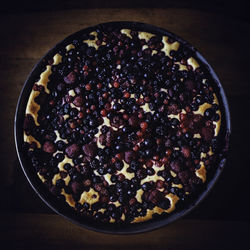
<box><xmin>1</xmin><ymin>8</ymin><xmax>250</xmax><ymax>249</ymax></box>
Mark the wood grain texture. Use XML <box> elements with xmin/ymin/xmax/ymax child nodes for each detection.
<box><xmin>1</xmin><ymin>213</ymin><xmax>250</xmax><ymax>250</ymax></box>
<box><xmin>0</xmin><ymin>7</ymin><xmax>250</xmax><ymax>229</ymax></box>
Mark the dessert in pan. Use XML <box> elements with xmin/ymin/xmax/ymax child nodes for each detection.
<box><xmin>21</xmin><ymin>22</ymin><xmax>226</xmax><ymax>225</ymax></box>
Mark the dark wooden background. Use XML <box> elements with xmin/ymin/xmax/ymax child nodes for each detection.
<box><xmin>1</xmin><ymin>1</ymin><xmax>250</xmax><ymax>249</ymax></box>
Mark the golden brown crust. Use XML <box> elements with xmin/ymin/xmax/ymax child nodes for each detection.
<box><xmin>132</xmin><ymin>193</ymin><xmax>179</xmax><ymax>223</ymax></box>
<box><xmin>23</xmin><ymin>133</ymin><xmax>41</xmax><ymax>148</ymax></box>
<box><xmin>195</xmin><ymin>163</ymin><xmax>207</xmax><ymax>183</ymax></box>
<box><xmin>25</xmin><ymin>90</ymin><xmax>41</xmax><ymax>126</ymax></box>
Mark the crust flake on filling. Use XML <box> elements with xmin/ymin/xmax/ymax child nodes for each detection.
<box><xmin>23</xmin><ymin>27</ymin><xmax>222</xmax><ymax>224</ymax></box>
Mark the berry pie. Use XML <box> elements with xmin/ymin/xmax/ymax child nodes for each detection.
<box><xmin>22</xmin><ymin>24</ymin><xmax>223</xmax><ymax>224</ymax></box>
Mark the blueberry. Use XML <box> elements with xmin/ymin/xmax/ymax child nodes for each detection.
<box><xmin>184</xmin><ymin>132</ymin><xmax>191</xmax><ymax>140</ymax></box>
<box><xmin>52</xmin><ymin>91</ymin><xmax>58</xmax><ymax>98</ymax></box>
<box><xmin>94</xmin><ymin>212</ymin><xmax>103</xmax><ymax>220</ymax></box>
<box><xmin>147</xmin><ymin>168</ymin><xmax>155</xmax><ymax>175</ymax></box>
<box><xmin>171</xmin><ymin>135</ymin><xmax>177</xmax><ymax>142</ymax></box>
<box><xmin>113</xmin><ymin>103</ymin><xmax>121</xmax><ymax>111</ymax></box>
<box><xmin>204</xmin><ymin>108</ymin><xmax>213</xmax><ymax>119</ymax></box>
<box><xmin>200</xmin><ymin>144</ymin><xmax>209</xmax><ymax>153</ymax></box>
<box><xmin>97</xmin><ymin>148</ymin><xmax>105</xmax><ymax>157</ymax></box>
<box><xmin>92</xmin><ymin>202</ymin><xmax>101</xmax><ymax>211</ymax></box>
<box><xmin>92</xmin><ymin>176</ymin><xmax>101</xmax><ymax>183</ymax></box>
<box><xmin>116</xmin><ymin>182</ymin><xmax>123</xmax><ymax>189</ymax></box>
<box><xmin>115</xmin><ymin>161</ymin><xmax>123</xmax><ymax>170</ymax></box>
<box><xmin>73</xmin><ymin>157</ymin><xmax>82</xmax><ymax>165</ymax></box>
<box><xmin>161</xmin><ymin>170</ymin><xmax>170</xmax><ymax>179</ymax></box>
<box><xmin>156</xmin><ymin>126</ymin><xmax>166</xmax><ymax>136</ymax></box>
<box><xmin>99</xmin><ymin>155</ymin><xmax>107</xmax><ymax>164</ymax></box>
<box><xmin>81</xmin><ymin>135</ymin><xmax>89</xmax><ymax>145</ymax></box>
<box><xmin>212</xmin><ymin>103</ymin><xmax>219</xmax><ymax>111</ymax></box>
<box><xmin>83</xmin><ymin>202</ymin><xmax>90</xmax><ymax>210</ymax></box>
<box><xmin>89</xmin><ymin>118</ymin><xmax>98</xmax><ymax>127</ymax></box>
<box><xmin>55</xmin><ymin>153</ymin><xmax>64</xmax><ymax>162</ymax></box>
<box><xmin>214</xmin><ymin>113</ymin><xmax>220</xmax><ymax>121</ymax></box>
<box><xmin>90</xmin><ymin>159</ymin><xmax>99</xmax><ymax>169</ymax></box>
<box><xmin>107</xmin><ymin>167</ymin><xmax>115</xmax><ymax>174</ymax></box>
<box><xmin>131</xmin><ymin>177</ymin><xmax>139</xmax><ymax>185</ymax></box>
<box><xmin>116</xmin><ymin>135</ymin><xmax>123</xmax><ymax>141</ymax></box>
<box><xmin>63</xmin><ymin>104</ymin><xmax>70</xmax><ymax>114</ymax></box>
<box><xmin>190</xmin><ymin>102</ymin><xmax>198</xmax><ymax>111</ymax></box>
<box><xmin>107</xmin><ymin>112</ymin><xmax>114</xmax><ymax>119</ymax></box>
<box><xmin>136</xmin><ymin>168</ymin><xmax>147</xmax><ymax>179</ymax></box>
<box><xmin>47</xmin><ymin>131</ymin><xmax>57</xmax><ymax>141</ymax></box>
<box><xmin>164</xmin><ymin>79</ymin><xmax>171</xmax><ymax>88</ymax></box>
<box><xmin>211</xmin><ymin>138</ymin><xmax>219</xmax><ymax>151</ymax></box>
<box><xmin>56</xmin><ymin>140</ymin><xmax>65</xmax><ymax>151</ymax></box>
<box><xmin>132</xmin><ymin>104</ymin><xmax>139</xmax><ymax>111</ymax></box>
<box><xmin>70</xmin><ymin>109</ymin><xmax>78</xmax><ymax>117</ymax></box>
<box><xmin>107</xmin><ymin>204</ymin><xmax>116</xmax><ymax>213</ymax></box>
<box><xmin>144</xmin><ymin>138</ymin><xmax>153</xmax><ymax>147</ymax></box>
<box><xmin>72</xmin><ymin>172</ymin><xmax>83</xmax><ymax>182</ymax></box>
<box><xmin>81</xmin><ymin>165</ymin><xmax>89</xmax><ymax>176</ymax></box>
<box><xmin>139</xmin><ymin>209</ymin><xmax>147</xmax><ymax>217</ymax></box>
<box><xmin>171</xmin><ymin>118</ymin><xmax>179</xmax><ymax>127</ymax></box>
<box><xmin>31</xmin><ymin>157</ymin><xmax>39</xmax><ymax>166</ymax></box>
<box><xmin>130</xmin><ymin>161</ymin><xmax>139</xmax><ymax>171</ymax></box>
<box><xmin>63</xmin><ymin>163</ymin><xmax>72</xmax><ymax>171</ymax></box>
<box><xmin>111</xmin><ymin>211</ymin><xmax>121</xmax><ymax>220</ymax></box>
<box><xmin>149</xmin><ymin>103</ymin><xmax>156</xmax><ymax>111</ymax></box>
<box><xmin>98</xmin><ymin>167</ymin><xmax>106</xmax><ymax>175</ymax></box>
<box><xmin>127</xmin><ymin>189</ymin><xmax>136</xmax><ymax>197</ymax></box>
<box><xmin>49</xmin><ymin>158</ymin><xmax>58</xmax><ymax>167</ymax></box>
<box><xmin>122</xmin><ymin>179</ymin><xmax>130</xmax><ymax>189</ymax></box>
<box><xmin>130</xmin><ymin>182</ymin><xmax>138</xmax><ymax>191</ymax></box>
<box><xmin>56</xmin><ymin>179</ymin><xmax>65</xmax><ymax>188</ymax></box>
<box><xmin>52</xmin><ymin>167</ymin><xmax>59</xmax><ymax>174</ymax></box>
<box><xmin>111</xmin><ymin>175</ymin><xmax>118</xmax><ymax>183</ymax></box>
<box><xmin>115</xmin><ymin>144</ymin><xmax>123</xmax><ymax>152</ymax></box>
<box><xmin>195</xmin><ymin>96</ymin><xmax>203</xmax><ymax>105</ymax></box>
<box><xmin>86</xmin><ymin>47</ymin><xmax>95</xmax><ymax>57</ymax></box>
<box><xmin>145</xmin><ymin>149</ymin><xmax>152</xmax><ymax>157</ymax></box>
<box><xmin>122</xmin><ymin>126</ymin><xmax>130</xmax><ymax>133</ymax></box>
<box><xmin>142</xmin><ymin>182</ymin><xmax>150</xmax><ymax>191</ymax></box>
<box><xmin>128</xmin><ymin>132</ymin><xmax>136</xmax><ymax>141</ymax></box>
<box><xmin>104</xmin><ymin>147</ymin><xmax>112</xmax><ymax>155</ymax></box>
<box><xmin>118</xmin><ymin>194</ymin><xmax>128</xmax><ymax>204</ymax></box>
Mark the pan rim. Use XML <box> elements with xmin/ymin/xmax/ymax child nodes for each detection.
<box><xmin>14</xmin><ymin>21</ymin><xmax>231</xmax><ymax>234</ymax></box>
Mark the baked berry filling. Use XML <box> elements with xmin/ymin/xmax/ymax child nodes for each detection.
<box><xmin>23</xmin><ymin>26</ymin><xmax>222</xmax><ymax>224</ymax></box>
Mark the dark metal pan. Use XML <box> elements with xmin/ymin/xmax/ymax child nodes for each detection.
<box><xmin>14</xmin><ymin>21</ymin><xmax>231</xmax><ymax>234</ymax></box>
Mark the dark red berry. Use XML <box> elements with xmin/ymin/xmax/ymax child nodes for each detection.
<box><xmin>65</xmin><ymin>144</ymin><xmax>80</xmax><ymax>158</ymax></box>
<box><xmin>140</xmin><ymin>121</ymin><xmax>148</xmax><ymax>130</ymax></box>
<box><xmin>64</xmin><ymin>71</ymin><xmax>76</xmax><ymax>84</ymax></box>
<box><xmin>43</xmin><ymin>141</ymin><xmax>56</xmax><ymax>154</ymax></box>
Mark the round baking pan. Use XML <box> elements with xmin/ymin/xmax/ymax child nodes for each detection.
<box><xmin>14</xmin><ymin>21</ymin><xmax>231</xmax><ymax>234</ymax></box>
